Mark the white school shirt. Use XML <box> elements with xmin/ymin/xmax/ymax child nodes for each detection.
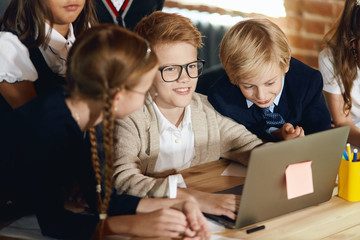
<box><xmin>39</xmin><ymin>23</ymin><xmax>75</xmax><ymax>76</ymax></box>
<box><xmin>319</xmin><ymin>48</ymin><xmax>360</xmax><ymax>128</ymax></box>
<box><xmin>0</xmin><ymin>23</ymin><xmax>75</xmax><ymax>83</ymax></box>
<box><xmin>151</xmin><ymin>99</ymin><xmax>195</xmax><ymax>174</ymax></box>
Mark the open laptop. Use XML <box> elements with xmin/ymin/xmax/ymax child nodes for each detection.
<box><xmin>206</xmin><ymin>126</ymin><xmax>350</xmax><ymax>229</ymax></box>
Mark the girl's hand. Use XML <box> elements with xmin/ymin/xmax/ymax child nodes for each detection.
<box><xmin>178</xmin><ymin>188</ymin><xmax>240</xmax><ymax>220</ymax></box>
<box><xmin>105</xmin><ymin>208</ymin><xmax>190</xmax><ymax>238</ymax></box>
<box><xmin>175</xmin><ymin>200</ymin><xmax>212</xmax><ymax>240</ymax></box>
<box><xmin>136</xmin><ymin>197</ymin><xmax>211</xmax><ymax>239</ymax></box>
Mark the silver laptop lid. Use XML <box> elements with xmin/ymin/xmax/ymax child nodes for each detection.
<box><xmin>236</xmin><ymin>126</ymin><xmax>350</xmax><ymax>228</ymax></box>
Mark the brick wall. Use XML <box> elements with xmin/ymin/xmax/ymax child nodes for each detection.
<box><xmin>165</xmin><ymin>0</ymin><xmax>345</xmax><ymax>69</ymax></box>
<box><xmin>276</xmin><ymin>0</ymin><xmax>345</xmax><ymax>68</ymax></box>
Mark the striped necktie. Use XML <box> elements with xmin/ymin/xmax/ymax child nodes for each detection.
<box><xmin>262</xmin><ymin>107</ymin><xmax>285</xmax><ymax>128</ymax></box>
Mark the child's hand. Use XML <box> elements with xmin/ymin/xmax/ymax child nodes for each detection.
<box><xmin>181</xmin><ymin>200</ymin><xmax>211</xmax><ymax>240</ymax></box>
<box><xmin>177</xmin><ymin>188</ymin><xmax>239</xmax><ymax>220</ymax></box>
<box><xmin>280</xmin><ymin>123</ymin><xmax>305</xmax><ymax>140</ymax></box>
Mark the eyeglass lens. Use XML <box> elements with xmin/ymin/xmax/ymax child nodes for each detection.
<box><xmin>162</xmin><ymin>61</ymin><xmax>204</xmax><ymax>82</ymax></box>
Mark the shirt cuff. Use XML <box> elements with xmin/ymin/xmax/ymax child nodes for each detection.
<box><xmin>266</xmin><ymin>126</ymin><xmax>279</xmax><ymax>135</ymax></box>
<box><xmin>167</xmin><ymin>174</ymin><xmax>187</xmax><ymax>198</ymax></box>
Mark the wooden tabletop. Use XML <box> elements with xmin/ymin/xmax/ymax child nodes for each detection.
<box><xmin>131</xmin><ymin>159</ymin><xmax>360</xmax><ymax>239</ymax></box>
<box><xmin>180</xmin><ymin>159</ymin><xmax>360</xmax><ymax>240</ymax></box>
<box><xmin>3</xmin><ymin>159</ymin><xmax>360</xmax><ymax>240</ymax></box>
<box><xmin>180</xmin><ymin>159</ymin><xmax>245</xmax><ymax>192</ymax></box>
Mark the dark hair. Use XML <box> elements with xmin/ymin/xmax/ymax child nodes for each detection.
<box><xmin>66</xmin><ymin>23</ymin><xmax>157</xmax><ymax>239</ymax></box>
<box><xmin>322</xmin><ymin>0</ymin><xmax>360</xmax><ymax>115</ymax></box>
<box><xmin>0</xmin><ymin>0</ymin><xmax>98</xmax><ymax>47</ymax></box>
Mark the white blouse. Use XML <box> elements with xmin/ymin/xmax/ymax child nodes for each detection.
<box><xmin>319</xmin><ymin>48</ymin><xmax>360</xmax><ymax>127</ymax></box>
<box><xmin>0</xmin><ymin>23</ymin><xmax>75</xmax><ymax>83</ymax></box>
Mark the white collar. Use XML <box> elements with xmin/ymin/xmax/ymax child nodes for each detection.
<box><xmin>149</xmin><ymin>94</ymin><xmax>192</xmax><ymax>134</ymax></box>
<box><xmin>44</xmin><ymin>23</ymin><xmax>75</xmax><ymax>51</ymax></box>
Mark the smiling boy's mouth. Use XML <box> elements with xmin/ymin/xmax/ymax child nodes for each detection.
<box><xmin>173</xmin><ymin>87</ymin><xmax>191</xmax><ymax>94</ymax></box>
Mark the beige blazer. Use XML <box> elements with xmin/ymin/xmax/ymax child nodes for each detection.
<box><xmin>114</xmin><ymin>93</ymin><xmax>263</xmax><ymax>198</ymax></box>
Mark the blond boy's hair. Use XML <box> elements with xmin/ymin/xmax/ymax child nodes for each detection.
<box><xmin>219</xmin><ymin>18</ymin><xmax>291</xmax><ymax>85</ymax></box>
<box><xmin>134</xmin><ymin>11</ymin><xmax>203</xmax><ymax>49</ymax></box>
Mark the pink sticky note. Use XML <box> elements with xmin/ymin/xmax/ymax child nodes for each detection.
<box><xmin>285</xmin><ymin>160</ymin><xmax>314</xmax><ymax>199</ymax></box>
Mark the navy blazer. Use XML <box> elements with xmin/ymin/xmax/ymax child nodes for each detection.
<box><xmin>208</xmin><ymin>57</ymin><xmax>331</xmax><ymax>142</ymax></box>
<box><xmin>95</xmin><ymin>0</ymin><xmax>164</xmax><ymax>30</ymax></box>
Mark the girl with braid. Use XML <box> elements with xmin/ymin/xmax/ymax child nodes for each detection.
<box><xmin>0</xmin><ymin>24</ymin><xmax>210</xmax><ymax>240</ymax></box>
<box><xmin>0</xmin><ymin>0</ymin><xmax>97</xmax><ymax>220</ymax></box>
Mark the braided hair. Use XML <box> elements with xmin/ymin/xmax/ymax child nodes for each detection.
<box><xmin>66</xmin><ymin>23</ymin><xmax>157</xmax><ymax>239</ymax></box>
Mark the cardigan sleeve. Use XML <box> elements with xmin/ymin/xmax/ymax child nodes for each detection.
<box><xmin>219</xmin><ymin>117</ymin><xmax>264</xmax><ymax>161</ymax></box>
<box><xmin>194</xmin><ymin>94</ymin><xmax>264</xmax><ymax>165</ymax></box>
<box><xmin>113</xmin><ymin>109</ymin><xmax>171</xmax><ymax>198</ymax></box>
<box><xmin>201</xmin><ymin>97</ymin><xmax>264</xmax><ymax>163</ymax></box>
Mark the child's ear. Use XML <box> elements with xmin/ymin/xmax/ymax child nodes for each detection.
<box><xmin>113</xmin><ymin>88</ymin><xmax>125</xmax><ymax>108</ymax></box>
<box><xmin>149</xmin><ymin>86</ymin><xmax>158</xmax><ymax>100</ymax></box>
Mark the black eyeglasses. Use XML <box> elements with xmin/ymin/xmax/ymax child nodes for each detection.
<box><xmin>158</xmin><ymin>59</ymin><xmax>205</xmax><ymax>82</ymax></box>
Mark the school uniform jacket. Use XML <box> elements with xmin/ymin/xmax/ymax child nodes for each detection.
<box><xmin>113</xmin><ymin>93</ymin><xmax>263</xmax><ymax>198</ymax></box>
<box><xmin>96</xmin><ymin>0</ymin><xmax>165</xmax><ymax>30</ymax></box>
<box><xmin>207</xmin><ymin>57</ymin><xmax>332</xmax><ymax>142</ymax></box>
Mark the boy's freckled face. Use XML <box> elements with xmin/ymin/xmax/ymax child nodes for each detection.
<box><xmin>237</xmin><ymin>66</ymin><xmax>284</xmax><ymax>108</ymax></box>
<box><xmin>151</xmin><ymin>42</ymin><xmax>198</xmax><ymax>110</ymax></box>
